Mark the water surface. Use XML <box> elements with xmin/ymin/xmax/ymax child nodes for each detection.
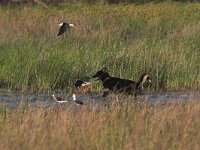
<box><xmin>0</xmin><ymin>89</ymin><xmax>200</xmax><ymax>108</ymax></box>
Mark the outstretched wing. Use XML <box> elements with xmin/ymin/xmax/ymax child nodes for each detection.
<box><xmin>57</xmin><ymin>24</ymin><xmax>69</xmax><ymax>36</ymax></box>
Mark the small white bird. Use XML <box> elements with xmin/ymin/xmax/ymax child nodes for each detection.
<box><xmin>57</xmin><ymin>22</ymin><xmax>76</xmax><ymax>36</ymax></box>
<box><xmin>52</xmin><ymin>94</ymin><xmax>68</xmax><ymax>103</ymax></box>
<box><xmin>72</xmin><ymin>94</ymin><xmax>83</xmax><ymax>105</ymax></box>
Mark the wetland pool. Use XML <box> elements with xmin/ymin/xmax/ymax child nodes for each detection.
<box><xmin>0</xmin><ymin>89</ymin><xmax>200</xmax><ymax>108</ymax></box>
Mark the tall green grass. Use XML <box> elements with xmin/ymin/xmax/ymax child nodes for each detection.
<box><xmin>0</xmin><ymin>3</ymin><xmax>200</xmax><ymax>91</ymax></box>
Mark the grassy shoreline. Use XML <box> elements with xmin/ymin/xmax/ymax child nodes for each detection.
<box><xmin>0</xmin><ymin>2</ymin><xmax>200</xmax><ymax>92</ymax></box>
<box><xmin>0</xmin><ymin>99</ymin><xmax>200</xmax><ymax>149</ymax></box>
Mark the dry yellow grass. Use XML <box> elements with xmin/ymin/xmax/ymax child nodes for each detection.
<box><xmin>0</xmin><ymin>98</ymin><xmax>200</xmax><ymax>150</ymax></box>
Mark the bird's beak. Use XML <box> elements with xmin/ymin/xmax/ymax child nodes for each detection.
<box><xmin>70</xmin><ymin>24</ymin><xmax>80</xmax><ymax>30</ymax></box>
<box><xmin>72</xmin><ymin>26</ymin><xmax>79</xmax><ymax>30</ymax></box>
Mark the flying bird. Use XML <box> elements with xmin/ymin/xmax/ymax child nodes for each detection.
<box><xmin>72</xmin><ymin>94</ymin><xmax>83</xmax><ymax>105</ymax></box>
<box><xmin>57</xmin><ymin>22</ymin><xmax>75</xmax><ymax>36</ymax></box>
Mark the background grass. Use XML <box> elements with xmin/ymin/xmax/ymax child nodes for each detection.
<box><xmin>0</xmin><ymin>2</ymin><xmax>200</xmax><ymax>91</ymax></box>
<box><xmin>1</xmin><ymin>98</ymin><xmax>200</xmax><ymax>149</ymax></box>
<box><xmin>0</xmin><ymin>3</ymin><xmax>200</xmax><ymax>149</ymax></box>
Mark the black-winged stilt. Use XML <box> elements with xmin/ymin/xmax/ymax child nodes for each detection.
<box><xmin>74</xmin><ymin>78</ymin><xmax>91</xmax><ymax>94</ymax></box>
<box><xmin>72</xmin><ymin>94</ymin><xmax>83</xmax><ymax>105</ymax></box>
<box><xmin>52</xmin><ymin>94</ymin><xmax>68</xmax><ymax>103</ymax></box>
<box><xmin>74</xmin><ymin>79</ymin><xmax>91</xmax><ymax>89</ymax></box>
<box><xmin>57</xmin><ymin>22</ymin><xmax>75</xmax><ymax>36</ymax></box>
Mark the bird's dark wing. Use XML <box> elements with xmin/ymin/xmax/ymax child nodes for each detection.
<box><xmin>57</xmin><ymin>24</ymin><xmax>69</xmax><ymax>36</ymax></box>
<box><xmin>75</xmin><ymin>100</ymin><xmax>83</xmax><ymax>105</ymax></box>
<box><xmin>74</xmin><ymin>80</ymin><xmax>84</xmax><ymax>88</ymax></box>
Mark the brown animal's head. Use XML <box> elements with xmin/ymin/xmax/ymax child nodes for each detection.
<box><xmin>141</xmin><ymin>74</ymin><xmax>151</xmax><ymax>81</ymax></box>
<box><xmin>92</xmin><ymin>68</ymin><xmax>110</xmax><ymax>81</ymax></box>
<box><xmin>139</xmin><ymin>74</ymin><xmax>152</xmax><ymax>85</ymax></box>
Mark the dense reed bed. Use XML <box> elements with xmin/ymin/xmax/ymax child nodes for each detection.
<box><xmin>0</xmin><ymin>98</ymin><xmax>200</xmax><ymax>150</ymax></box>
<box><xmin>0</xmin><ymin>3</ymin><xmax>200</xmax><ymax>91</ymax></box>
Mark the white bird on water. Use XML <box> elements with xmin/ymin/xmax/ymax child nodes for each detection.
<box><xmin>72</xmin><ymin>94</ymin><xmax>83</xmax><ymax>105</ymax></box>
<box><xmin>52</xmin><ymin>94</ymin><xmax>68</xmax><ymax>103</ymax></box>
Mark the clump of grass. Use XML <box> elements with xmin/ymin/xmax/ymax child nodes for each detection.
<box><xmin>0</xmin><ymin>98</ymin><xmax>200</xmax><ymax>149</ymax></box>
<box><xmin>0</xmin><ymin>3</ymin><xmax>200</xmax><ymax>91</ymax></box>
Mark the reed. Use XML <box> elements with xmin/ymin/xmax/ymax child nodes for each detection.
<box><xmin>0</xmin><ymin>2</ymin><xmax>200</xmax><ymax>91</ymax></box>
<box><xmin>0</xmin><ymin>98</ymin><xmax>200</xmax><ymax>149</ymax></box>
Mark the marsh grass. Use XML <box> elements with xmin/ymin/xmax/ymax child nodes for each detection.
<box><xmin>0</xmin><ymin>3</ymin><xmax>200</xmax><ymax>91</ymax></box>
<box><xmin>1</xmin><ymin>98</ymin><xmax>200</xmax><ymax>149</ymax></box>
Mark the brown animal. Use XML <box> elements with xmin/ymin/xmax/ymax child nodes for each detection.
<box><xmin>92</xmin><ymin>68</ymin><xmax>151</xmax><ymax>97</ymax></box>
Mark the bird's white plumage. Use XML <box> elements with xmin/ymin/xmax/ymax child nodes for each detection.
<box><xmin>52</xmin><ymin>94</ymin><xmax>67</xmax><ymax>103</ymax></box>
<box><xmin>72</xmin><ymin>94</ymin><xmax>83</xmax><ymax>105</ymax></box>
<box><xmin>81</xmin><ymin>81</ymin><xmax>91</xmax><ymax>87</ymax></box>
<box><xmin>72</xmin><ymin>94</ymin><xmax>76</xmax><ymax>101</ymax></box>
<box><xmin>59</xmin><ymin>23</ymin><xmax>63</xmax><ymax>26</ymax></box>
<box><xmin>69</xmin><ymin>23</ymin><xmax>74</xmax><ymax>27</ymax></box>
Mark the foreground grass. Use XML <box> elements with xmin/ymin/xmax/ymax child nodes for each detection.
<box><xmin>0</xmin><ymin>99</ymin><xmax>200</xmax><ymax>149</ymax></box>
<box><xmin>0</xmin><ymin>3</ymin><xmax>200</xmax><ymax>91</ymax></box>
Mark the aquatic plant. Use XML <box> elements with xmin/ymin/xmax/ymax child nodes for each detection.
<box><xmin>0</xmin><ymin>3</ymin><xmax>199</xmax><ymax>91</ymax></box>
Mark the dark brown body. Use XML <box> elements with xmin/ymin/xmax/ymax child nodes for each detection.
<box><xmin>92</xmin><ymin>68</ymin><xmax>151</xmax><ymax>97</ymax></box>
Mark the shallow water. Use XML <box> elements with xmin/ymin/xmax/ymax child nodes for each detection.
<box><xmin>0</xmin><ymin>89</ymin><xmax>200</xmax><ymax>108</ymax></box>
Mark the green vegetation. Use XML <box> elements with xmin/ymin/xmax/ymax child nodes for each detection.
<box><xmin>1</xmin><ymin>99</ymin><xmax>200</xmax><ymax>149</ymax></box>
<box><xmin>0</xmin><ymin>3</ymin><xmax>200</xmax><ymax>91</ymax></box>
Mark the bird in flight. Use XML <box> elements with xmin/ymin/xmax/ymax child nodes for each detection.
<box><xmin>57</xmin><ymin>22</ymin><xmax>76</xmax><ymax>36</ymax></box>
